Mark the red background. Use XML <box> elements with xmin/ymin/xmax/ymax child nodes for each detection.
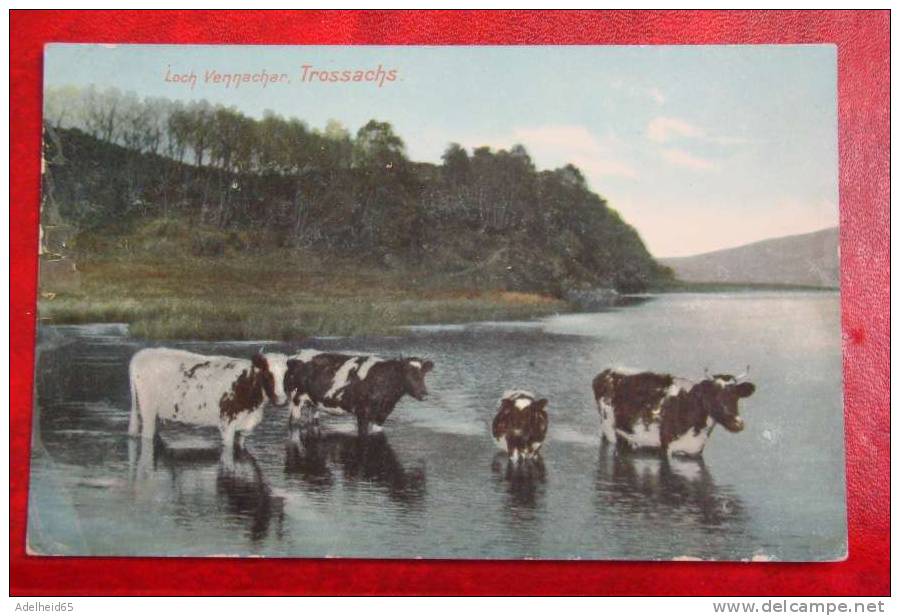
<box><xmin>10</xmin><ymin>10</ymin><xmax>890</xmax><ymax>596</ymax></box>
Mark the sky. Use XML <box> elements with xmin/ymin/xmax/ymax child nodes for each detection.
<box><xmin>44</xmin><ymin>44</ymin><xmax>838</xmax><ymax>258</ymax></box>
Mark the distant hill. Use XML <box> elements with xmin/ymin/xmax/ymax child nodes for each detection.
<box><xmin>660</xmin><ymin>227</ymin><xmax>839</xmax><ymax>288</ymax></box>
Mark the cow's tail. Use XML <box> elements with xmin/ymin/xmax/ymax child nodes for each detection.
<box><xmin>127</xmin><ymin>359</ymin><xmax>140</xmax><ymax>436</ymax></box>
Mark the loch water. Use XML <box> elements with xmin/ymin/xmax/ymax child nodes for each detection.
<box><xmin>27</xmin><ymin>292</ymin><xmax>846</xmax><ymax>560</ymax></box>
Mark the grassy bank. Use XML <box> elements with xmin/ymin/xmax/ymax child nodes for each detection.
<box><xmin>38</xmin><ymin>218</ymin><xmax>834</xmax><ymax>341</ymax></box>
<box><xmin>37</xmin><ymin>249</ymin><xmax>568</xmax><ymax>340</ymax></box>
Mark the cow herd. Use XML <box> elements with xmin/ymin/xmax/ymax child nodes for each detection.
<box><xmin>128</xmin><ymin>347</ymin><xmax>756</xmax><ymax>462</ymax></box>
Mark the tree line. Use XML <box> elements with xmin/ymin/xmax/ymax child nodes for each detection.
<box><xmin>42</xmin><ymin>86</ymin><xmax>672</xmax><ymax>294</ymax></box>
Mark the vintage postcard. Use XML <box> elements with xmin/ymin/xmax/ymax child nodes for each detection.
<box><xmin>29</xmin><ymin>44</ymin><xmax>845</xmax><ymax>560</ymax></box>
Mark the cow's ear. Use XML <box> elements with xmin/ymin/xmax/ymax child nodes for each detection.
<box><xmin>734</xmin><ymin>382</ymin><xmax>755</xmax><ymax>398</ymax></box>
<box><xmin>420</xmin><ymin>360</ymin><xmax>434</xmax><ymax>373</ymax></box>
<box><xmin>532</xmin><ymin>398</ymin><xmax>549</xmax><ymax>413</ymax></box>
<box><xmin>252</xmin><ymin>353</ymin><xmax>269</xmax><ymax>371</ymax></box>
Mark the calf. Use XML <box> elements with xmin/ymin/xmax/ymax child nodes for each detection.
<box><xmin>283</xmin><ymin>350</ymin><xmax>434</xmax><ymax>434</ymax></box>
<box><xmin>128</xmin><ymin>348</ymin><xmax>288</xmax><ymax>450</ymax></box>
<box><xmin>491</xmin><ymin>390</ymin><xmax>549</xmax><ymax>463</ymax></box>
<box><xmin>592</xmin><ymin>369</ymin><xmax>755</xmax><ymax>457</ymax></box>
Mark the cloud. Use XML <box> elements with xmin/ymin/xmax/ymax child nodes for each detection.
<box><xmin>646</xmin><ymin>115</ymin><xmax>753</xmax><ymax>146</ymax></box>
<box><xmin>646</xmin><ymin>116</ymin><xmax>750</xmax><ymax>172</ymax></box>
<box><xmin>646</xmin><ymin>116</ymin><xmax>705</xmax><ymax>143</ymax></box>
<box><xmin>660</xmin><ymin>148</ymin><xmax>717</xmax><ymax>171</ymax></box>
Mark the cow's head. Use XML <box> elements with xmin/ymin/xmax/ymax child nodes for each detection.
<box><xmin>504</xmin><ymin>397</ymin><xmax>549</xmax><ymax>433</ymax></box>
<box><xmin>701</xmin><ymin>374</ymin><xmax>756</xmax><ymax>432</ymax></box>
<box><xmin>262</xmin><ymin>352</ymin><xmax>289</xmax><ymax>406</ymax></box>
<box><xmin>402</xmin><ymin>358</ymin><xmax>434</xmax><ymax>401</ymax></box>
<box><xmin>283</xmin><ymin>359</ymin><xmax>302</xmax><ymax>403</ymax></box>
<box><xmin>251</xmin><ymin>352</ymin><xmax>287</xmax><ymax>407</ymax></box>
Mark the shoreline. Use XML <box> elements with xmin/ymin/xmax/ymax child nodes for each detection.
<box><xmin>37</xmin><ymin>285</ymin><xmax>838</xmax><ymax>342</ymax></box>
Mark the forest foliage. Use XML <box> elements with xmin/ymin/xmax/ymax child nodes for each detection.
<box><xmin>42</xmin><ymin>86</ymin><xmax>672</xmax><ymax>294</ymax></box>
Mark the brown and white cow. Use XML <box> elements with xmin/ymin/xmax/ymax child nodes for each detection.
<box><xmin>592</xmin><ymin>369</ymin><xmax>755</xmax><ymax>457</ymax></box>
<box><xmin>283</xmin><ymin>350</ymin><xmax>434</xmax><ymax>434</ymax></box>
<box><xmin>491</xmin><ymin>390</ymin><xmax>549</xmax><ymax>463</ymax></box>
<box><xmin>128</xmin><ymin>348</ymin><xmax>288</xmax><ymax>450</ymax></box>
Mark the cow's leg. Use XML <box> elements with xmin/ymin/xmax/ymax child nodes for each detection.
<box><xmin>302</xmin><ymin>399</ymin><xmax>319</xmax><ymax>426</ymax></box>
<box><xmin>355</xmin><ymin>408</ymin><xmax>370</xmax><ymax>436</ymax></box>
<box><xmin>289</xmin><ymin>394</ymin><xmax>315</xmax><ymax>428</ymax></box>
<box><xmin>597</xmin><ymin>398</ymin><xmax>617</xmax><ymax>446</ymax></box>
<box><xmin>128</xmin><ymin>411</ymin><xmax>140</xmax><ymax>437</ymax></box>
<box><xmin>356</xmin><ymin>414</ymin><xmax>369</xmax><ymax>436</ymax></box>
<box><xmin>307</xmin><ymin>411</ymin><xmax>322</xmax><ymax>438</ymax></box>
<box><xmin>532</xmin><ymin>455</ymin><xmax>547</xmax><ymax>481</ymax></box>
<box><xmin>507</xmin><ymin>437</ymin><xmax>521</xmax><ymax>464</ymax></box>
<box><xmin>128</xmin><ymin>382</ymin><xmax>141</xmax><ymax>437</ymax></box>
<box><xmin>614</xmin><ymin>435</ymin><xmax>631</xmax><ymax>455</ymax></box>
<box><xmin>135</xmin><ymin>436</ymin><xmax>155</xmax><ymax>480</ymax></box>
<box><xmin>141</xmin><ymin>410</ymin><xmax>158</xmax><ymax>442</ymax></box>
<box><xmin>288</xmin><ymin>399</ymin><xmax>300</xmax><ymax>428</ymax></box>
<box><xmin>127</xmin><ymin>436</ymin><xmax>140</xmax><ymax>481</ymax></box>
<box><xmin>221</xmin><ymin>421</ymin><xmax>238</xmax><ymax>453</ymax></box>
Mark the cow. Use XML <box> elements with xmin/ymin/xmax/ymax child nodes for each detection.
<box><xmin>283</xmin><ymin>350</ymin><xmax>434</xmax><ymax>434</ymax></box>
<box><xmin>128</xmin><ymin>348</ymin><xmax>289</xmax><ymax>450</ymax></box>
<box><xmin>592</xmin><ymin>369</ymin><xmax>755</xmax><ymax>457</ymax></box>
<box><xmin>491</xmin><ymin>390</ymin><xmax>549</xmax><ymax>463</ymax></box>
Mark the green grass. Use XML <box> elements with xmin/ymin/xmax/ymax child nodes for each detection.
<box><xmin>37</xmin><ymin>249</ymin><xmax>568</xmax><ymax>341</ymax></box>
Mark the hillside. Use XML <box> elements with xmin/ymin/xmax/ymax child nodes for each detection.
<box><xmin>42</xmin><ymin>120</ymin><xmax>670</xmax><ymax>296</ymax></box>
<box><xmin>37</xmin><ymin>95</ymin><xmax>675</xmax><ymax>339</ymax></box>
<box><xmin>660</xmin><ymin>227</ymin><xmax>839</xmax><ymax>288</ymax></box>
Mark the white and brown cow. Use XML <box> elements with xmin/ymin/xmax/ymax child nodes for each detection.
<box><xmin>491</xmin><ymin>390</ymin><xmax>549</xmax><ymax>463</ymax></box>
<box><xmin>128</xmin><ymin>348</ymin><xmax>288</xmax><ymax>450</ymax></box>
<box><xmin>592</xmin><ymin>369</ymin><xmax>755</xmax><ymax>457</ymax></box>
<box><xmin>283</xmin><ymin>350</ymin><xmax>433</xmax><ymax>434</ymax></box>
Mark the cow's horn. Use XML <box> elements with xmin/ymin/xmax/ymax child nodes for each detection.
<box><xmin>736</xmin><ymin>365</ymin><xmax>750</xmax><ymax>381</ymax></box>
<box><xmin>703</xmin><ymin>367</ymin><xmax>710</xmax><ymax>379</ymax></box>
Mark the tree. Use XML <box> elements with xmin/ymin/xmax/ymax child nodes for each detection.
<box><xmin>255</xmin><ymin>110</ymin><xmax>289</xmax><ymax>173</ymax></box>
<box><xmin>43</xmin><ymin>85</ymin><xmax>85</xmax><ymax>130</ymax></box>
<box><xmin>167</xmin><ymin>102</ymin><xmax>191</xmax><ymax>164</ymax></box>
<box><xmin>186</xmin><ymin>100</ymin><xmax>214</xmax><ymax>167</ymax></box>
<box><xmin>83</xmin><ymin>85</ymin><xmax>123</xmax><ymax>143</ymax></box>
<box><xmin>320</xmin><ymin>119</ymin><xmax>353</xmax><ymax>170</ymax></box>
<box><xmin>352</xmin><ymin>119</ymin><xmax>406</xmax><ymax>170</ymax></box>
<box><xmin>441</xmin><ymin>143</ymin><xmax>470</xmax><ymax>185</ymax></box>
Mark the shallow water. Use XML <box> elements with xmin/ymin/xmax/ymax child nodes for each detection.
<box><xmin>27</xmin><ymin>292</ymin><xmax>846</xmax><ymax>560</ymax></box>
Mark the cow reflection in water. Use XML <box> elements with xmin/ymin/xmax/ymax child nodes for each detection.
<box><xmin>127</xmin><ymin>438</ymin><xmax>284</xmax><ymax>543</ymax></box>
<box><xmin>216</xmin><ymin>450</ymin><xmax>286</xmax><ymax>542</ymax></box>
<box><xmin>491</xmin><ymin>452</ymin><xmax>547</xmax><ymax>509</ymax></box>
<box><xmin>284</xmin><ymin>428</ymin><xmax>426</xmax><ymax>504</ymax></box>
<box><xmin>596</xmin><ymin>448</ymin><xmax>744</xmax><ymax>527</ymax></box>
